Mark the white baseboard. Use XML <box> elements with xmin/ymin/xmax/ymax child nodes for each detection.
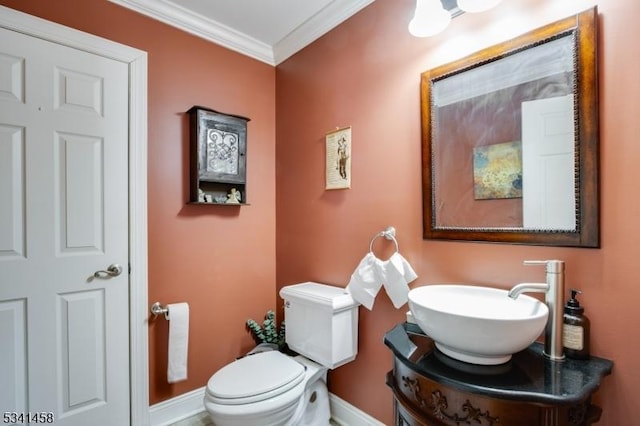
<box><xmin>149</xmin><ymin>386</ymin><xmax>206</xmax><ymax>426</ymax></box>
<box><xmin>329</xmin><ymin>393</ymin><xmax>386</xmax><ymax>426</ymax></box>
<box><xmin>148</xmin><ymin>387</ymin><xmax>384</xmax><ymax>426</ymax></box>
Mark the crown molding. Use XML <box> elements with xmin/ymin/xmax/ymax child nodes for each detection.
<box><xmin>273</xmin><ymin>0</ymin><xmax>375</xmax><ymax>65</ymax></box>
<box><xmin>108</xmin><ymin>0</ymin><xmax>374</xmax><ymax>66</ymax></box>
<box><xmin>108</xmin><ymin>0</ymin><xmax>273</xmax><ymax>64</ymax></box>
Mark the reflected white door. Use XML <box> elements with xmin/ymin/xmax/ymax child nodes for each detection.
<box><xmin>0</xmin><ymin>26</ymin><xmax>130</xmax><ymax>425</ymax></box>
<box><xmin>521</xmin><ymin>95</ymin><xmax>576</xmax><ymax>230</ymax></box>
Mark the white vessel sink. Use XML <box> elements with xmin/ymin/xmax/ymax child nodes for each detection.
<box><xmin>408</xmin><ymin>285</ymin><xmax>549</xmax><ymax>365</ymax></box>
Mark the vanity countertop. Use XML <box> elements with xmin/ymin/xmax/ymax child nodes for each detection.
<box><xmin>384</xmin><ymin>323</ymin><xmax>613</xmax><ymax>405</ymax></box>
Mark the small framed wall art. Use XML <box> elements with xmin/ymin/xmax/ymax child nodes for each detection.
<box><xmin>325</xmin><ymin>126</ymin><xmax>351</xmax><ymax>190</ymax></box>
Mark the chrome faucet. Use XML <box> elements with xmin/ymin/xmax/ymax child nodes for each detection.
<box><xmin>508</xmin><ymin>260</ymin><xmax>565</xmax><ymax>361</ymax></box>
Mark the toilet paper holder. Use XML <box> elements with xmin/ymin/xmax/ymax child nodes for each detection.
<box><xmin>150</xmin><ymin>302</ymin><xmax>169</xmax><ymax>318</ymax></box>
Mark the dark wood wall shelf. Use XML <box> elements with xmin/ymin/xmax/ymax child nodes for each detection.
<box><xmin>187</xmin><ymin>202</ymin><xmax>250</xmax><ymax>206</ymax></box>
<box><xmin>188</xmin><ymin>106</ymin><xmax>250</xmax><ymax>205</ymax></box>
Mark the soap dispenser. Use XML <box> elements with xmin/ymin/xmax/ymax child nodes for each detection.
<box><xmin>562</xmin><ymin>289</ymin><xmax>590</xmax><ymax>359</ymax></box>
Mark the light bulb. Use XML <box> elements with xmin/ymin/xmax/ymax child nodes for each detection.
<box><xmin>457</xmin><ymin>0</ymin><xmax>502</xmax><ymax>13</ymax></box>
<box><xmin>409</xmin><ymin>0</ymin><xmax>452</xmax><ymax>37</ymax></box>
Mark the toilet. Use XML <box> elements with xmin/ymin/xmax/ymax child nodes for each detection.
<box><xmin>204</xmin><ymin>282</ymin><xmax>359</xmax><ymax>426</ymax></box>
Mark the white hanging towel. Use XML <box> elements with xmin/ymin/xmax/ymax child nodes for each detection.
<box><xmin>166</xmin><ymin>302</ymin><xmax>190</xmax><ymax>383</ymax></box>
<box><xmin>346</xmin><ymin>252</ymin><xmax>417</xmax><ymax>310</ymax></box>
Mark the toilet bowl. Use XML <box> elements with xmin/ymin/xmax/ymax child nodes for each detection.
<box><xmin>204</xmin><ymin>282</ymin><xmax>359</xmax><ymax>426</ymax></box>
<box><xmin>204</xmin><ymin>351</ymin><xmax>330</xmax><ymax>426</ymax></box>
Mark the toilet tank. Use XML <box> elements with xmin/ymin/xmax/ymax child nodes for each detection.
<box><xmin>279</xmin><ymin>282</ymin><xmax>358</xmax><ymax>369</ymax></box>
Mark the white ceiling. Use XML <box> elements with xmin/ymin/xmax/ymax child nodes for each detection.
<box><xmin>108</xmin><ymin>0</ymin><xmax>375</xmax><ymax>66</ymax></box>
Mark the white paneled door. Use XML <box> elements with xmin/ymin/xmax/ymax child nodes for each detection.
<box><xmin>0</xmin><ymin>26</ymin><xmax>130</xmax><ymax>425</ymax></box>
<box><xmin>521</xmin><ymin>94</ymin><xmax>576</xmax><ymax>230</ymax></box>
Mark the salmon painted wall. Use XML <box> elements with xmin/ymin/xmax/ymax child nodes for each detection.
<box><xmin>276</xmin><ymin>0</ymin><xmax>640</xmax><ymax>424</ymax></box>
<box><xmin>0</xmin><ymin>0</ymin><xmax>276</xmax><ymax>404</ymax></box>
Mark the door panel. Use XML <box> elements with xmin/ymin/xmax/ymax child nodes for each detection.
<box><xmin>59</xmin><ymin>290</ymin><xmax>106</xmax><ymax>412</ymax></box>
<box><xmin>0</xmin><ymin>299</ymin><xmax>27</xmax><ymax>414</ymax></box>
<box><xmin>0</xmin><ymin>125</ymin><xmax>25</xmax><ymax>258</ymax></box>
<box><xmin>56</xmin><ymin>133</ymin><xmax>104</xmax><ymax>254</ymax></box>
<box><xmin>0</xmin><ymin>51</ymin><xmax>25</xmax><ymax>102</ymax></box>
<box><xmin>0</xmin><ymin>26</ymin><xmax>130</xmax><ymax>426</ymax></box>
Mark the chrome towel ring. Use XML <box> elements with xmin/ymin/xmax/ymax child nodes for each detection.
<box><xmin>369</xmin><ymin>226</ymin><xmax>399</xmax><ymax>254</ymax></box>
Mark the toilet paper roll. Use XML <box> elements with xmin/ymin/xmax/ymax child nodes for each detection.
<box><xmin>166</xmin><ymin>302</ymin><xmax>189</xmax><ymax>383</ymax></box>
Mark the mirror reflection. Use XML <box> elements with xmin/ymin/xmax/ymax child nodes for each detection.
<box><xmin>421</xmin><ymin>8</ymin><xmax>599</xmax><ymax>247</ymax></box>
<box><xmin>432</xmin><ymin>34</ymin><xmax>575</xmax><ymax>230</ymax></box>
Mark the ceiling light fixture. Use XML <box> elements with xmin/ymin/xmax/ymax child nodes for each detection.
<box><xmin>409</xmin><ymin>0</ymin><xmax>501</xmax><ymax>37</ymax></box>
<box><xmin>408</xmin><ymin>0</ymin><xmax>452</xmax><ymax>37</ymax></box>
<box><xmin>457</xmin><ymin>0</ymin><xmax>502</xmax><ymax>13</ymax></box>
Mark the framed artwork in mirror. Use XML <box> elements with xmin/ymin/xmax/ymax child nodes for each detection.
<box><xmin>421</xmin><ymin>7</ymin><xmax>599</xmax><ymax>247</ymax></box>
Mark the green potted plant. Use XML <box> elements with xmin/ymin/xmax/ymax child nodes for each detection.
<box><xmin>246</xmin><ymin>310</ymin><xmax>286</xmax><ymax>351</ymax></box>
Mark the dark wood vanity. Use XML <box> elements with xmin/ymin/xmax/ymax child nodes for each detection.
<box><xmin>384</xmin><ymin>324</ymin><xmax>612</xmax><ymax>426</ymax></box>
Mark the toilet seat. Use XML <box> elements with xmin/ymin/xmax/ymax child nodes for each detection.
<box><xmin>206</xmin><ymin>351</ymin><xmax>306</xmax><ymax>405</ymax></box>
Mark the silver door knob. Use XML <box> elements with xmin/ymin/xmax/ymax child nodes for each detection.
<box><xmin>94</xmin><ymin>264</ymin><xmax>123</xmax><ymax>278</ymax></box>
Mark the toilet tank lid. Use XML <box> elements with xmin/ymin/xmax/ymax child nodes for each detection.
<box><xmin>279</xmin><ymin>282</ymin><xmax>357</xmax><ymax>311</ymax></box>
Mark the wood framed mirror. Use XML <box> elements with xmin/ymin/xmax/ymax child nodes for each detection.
<box><xmin>421</xmin><ymin>7</ymin><xmax>598</xmax><ymax>247</ymax></box>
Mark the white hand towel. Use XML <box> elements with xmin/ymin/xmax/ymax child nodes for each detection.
<box><xmin>167</xmin><ymin>302</ymin><xmax>189</xmax><ymax>383</ymax></box>
<box><xmin>346</xmin><ymin>253</ymin><xmax>382</xmax><ymax>310</ymax></box>
<box><xmin>345</xmin><ymin>252</ymin><xmax>418</xmax><ymax>310</ymax></box>
<box><xmin>382</xmin><ymin>253</ymin><xmax>418</xmax><ymax>308</ymax></box>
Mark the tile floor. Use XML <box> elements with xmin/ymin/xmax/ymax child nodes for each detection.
<box><xmin>169</xmin><ymin>412</ymin><xmax>342</xmax><ymax>426</ymax></box>
<box><xmin>169</xmin><ymin>412</ymin><xmax>212</xmax><ymax>426</ymax></box>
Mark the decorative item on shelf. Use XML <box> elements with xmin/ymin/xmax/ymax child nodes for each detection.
<box><xmin>246</xmin><ymin>310</ymin><xmax>286</xmax><ymax>350</ymax></box>
<box><xmin>188</xmin><ymin>106</ymin><xmax>250</xmax><ymax>205</ymax></box>
<box><xmin>226</xmin><ymin>188</ymin><xmax>241</xmax><ymax>204</ymax></box>
<box><xmin>197</xmin><ymin>187</ymin><xmax>215</xmax><ymax>203</ymax></box>
<box><xmin>325</xmin><ymin>126</ymin><xmax>351</xmax><ymax>190</ymax></box>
